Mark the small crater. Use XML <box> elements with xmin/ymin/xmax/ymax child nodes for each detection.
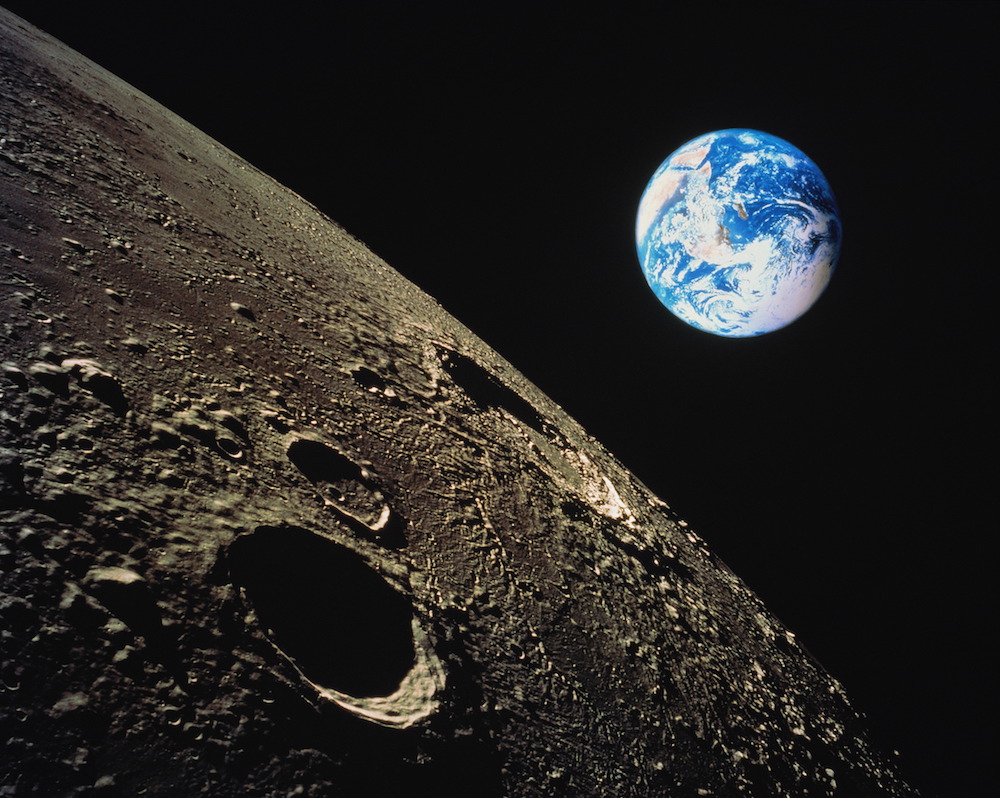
<box><xmin>287</xmin><ymin>438</ymin><xmax>404</xmax><ymax>548</ymax></box>
<box><xmin>215</xmin><ymin>436</ymin><xmax>244</xmax><ymax>460</ymax></box>
<box><xmin>227</xmin><ymin>526</ymin><xmax>415</xmax><ymax>698</ymax></box>
<box><xmin>82</xmin><ymin>567</ymin><xmax>186</xmax><ymax>684</ymax></box>
<box><xmin>229</xmin><ymin>302</ymin><xmax>256</xmax><ymax>321</ymax></box>
<box><xmin>210</xmin><ymin>410</ymin><xmax>248</xmax><ymax>440</ymax></box>
<box><xmin>122</xmin><ymin>337</ymin><xmax>149</xmax><ymax>354</ymax></box>
<box><xmin>61</xmin><ymin>237</ymin><xmax>88</xmax><ymax>253</ymax></box>
<box><xmin>26</xmin><ymin>362</ymin><xmax>69</xmax><ymax>396</ymax></box>
<box><xmin>600</xmin><ymin>528</ymin><xmax>694</xmax><ymax>582</ymax></box>
<box><xmin>62</xmin><ymin>359</ymin><xmax>128</xmax><ymax>416</ymax></box>
<box><xmin>439</xmin><ymin>348</ymin><xmax>545</xmax><ymax>433</ymax></box>
<box><xmin>83</xmin><ymin>567</ymin><xmax>161</xmax><ymax>640</ymax></box>
<box><xmin>260</xmin><ymin>409</ymin><xmax>291</xmax><ymax>433</ymax></box>
<box><xmin>344</xmin><ymin>362</ymin><xmax>399</xmax><ymax>402</ymax></box>
<box><xmin>348</xmin><ymin>364</ymin><xmax>385</xmax><ymax>392</ymax></box>
<box><xmin>2</xmin><ymin>363</ymin><xmax>28</xmax><ymax>389</ymax></box>
<box><xmin>169</xmin><ymin>404</ymin><xmax>251</xmax><ymax>460</ymax></box>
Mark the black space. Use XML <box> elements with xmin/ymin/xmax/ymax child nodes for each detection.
<box><xmin>3</xmin><ymin>3</ymin><xmax>993</xmax><ymax>795</ymax></box>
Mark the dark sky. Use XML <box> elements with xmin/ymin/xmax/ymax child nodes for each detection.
<box><xmin>3</xmin><ymin>3</ymin><xmax>993</xmax><ymax>795</ymax></box>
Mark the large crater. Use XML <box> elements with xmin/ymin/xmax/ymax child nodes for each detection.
<box><xmin>227</xmin><ymin>525</ymin><xmax>415</xmax><ymax>698</ymax></box>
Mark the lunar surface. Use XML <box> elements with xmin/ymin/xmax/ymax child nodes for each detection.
<box><xmin>1</xmin><ymin>9</ymin><xmax>915</xmax><ymax>797</ymax></box>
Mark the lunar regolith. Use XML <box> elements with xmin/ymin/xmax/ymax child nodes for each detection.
<box><xmin>0</xmin><ymin>9</ymin><xmax>916</xmax><ymax>797</ymax></box>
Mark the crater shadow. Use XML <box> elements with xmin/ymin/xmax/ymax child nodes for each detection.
<box><xmin>286</xmin><ymin>439</ymin><xmax>405</xmax><ymax>548</ymax></box>
<box><xmin>227</xmin><ymin>526</ymin><xmax>415</xmax><ymax>698</ymax></box>
<box><xmin>440</xmin><ymin>348</ymin><xmax>545</xmax><ymax>433</ymax></box>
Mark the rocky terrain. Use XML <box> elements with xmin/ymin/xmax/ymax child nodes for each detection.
<box><xmin>1</xmin><ymin>9</ymin><xmax>917</xmax><ymax>796</ymax></box>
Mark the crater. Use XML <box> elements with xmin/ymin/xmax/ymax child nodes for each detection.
<box><xmin>439</xmin><ymin>348</ymin><xmax>545</xmax><ymax>433</ymax></box>
<box><xmin>346</xmin><ymin>363</ymin><xmax>386</xmax><ymax>392</ymax></box>
<box><xmin>286</xmin><ymin>438</ymin><xmax>404</xmax><ymax>548</ymax></box>
<box><xmin>227</xmin><ymin>526</ymin><xmax>415</xmax><ymax>698</ymax></box>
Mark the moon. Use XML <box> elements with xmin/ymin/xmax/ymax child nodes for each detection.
<box><xmin>0</xmin><ymin>9</ymin><xmax>914</xmax><ymax>797</ymax></box>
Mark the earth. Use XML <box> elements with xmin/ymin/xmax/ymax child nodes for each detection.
<box><xmin>636</xmin><ymin>129</ymin><xmax>841</xmax><ymax>337</ymax></box>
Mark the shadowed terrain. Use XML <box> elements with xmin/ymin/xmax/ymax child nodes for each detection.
<box><xmin>1</xmin><ymin>8</ymin><xmax>916</xmax><ymax>796</ymax></box>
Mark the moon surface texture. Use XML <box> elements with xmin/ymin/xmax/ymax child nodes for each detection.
<box><xmin>0</xmin><ymin>10</ymin><xmax>913</xmax><ymax>797</ymax></box>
